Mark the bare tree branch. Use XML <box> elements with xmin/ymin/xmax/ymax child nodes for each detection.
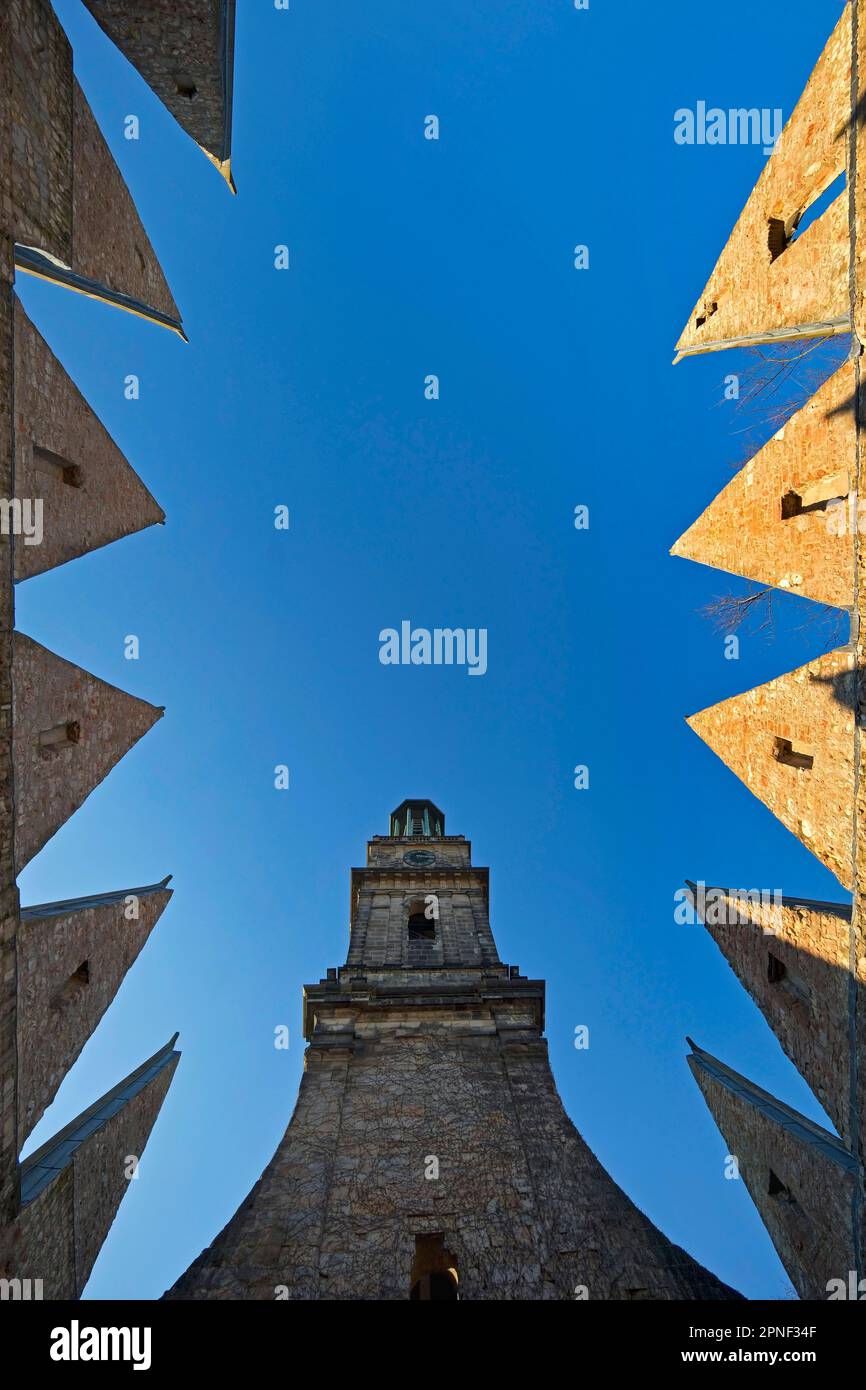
<box><xmin>702</xmin><ymin>588</ymin><xmax>775</xmax><ymax>637</ymax></box>
<box><xmin>699</xmin><ymin>337</ymin><xmax>851</xmax><ymax>649</ymax></box>
<box><xmin>702</xmin><ymin>586</ymin><xmax>847</xmax><ymax>649</ymax></box>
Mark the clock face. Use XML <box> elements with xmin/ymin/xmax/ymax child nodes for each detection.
<box><xmin>403</xmin><ymin>849</ymin><xmax>436</xmax><ymax>867</ymax></box>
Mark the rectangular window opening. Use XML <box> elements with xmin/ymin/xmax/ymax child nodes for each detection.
<box><xmin>768</xmin><ymin>169</ymin><xmax>847</xmax><ymax>263</ymax></box>
<box><xmin>32</xmin><ymin>444</ymin><xmax>83</xmax><ymax>488</ymax></box>
<box><xmin>773</xmin><ymin>737</ymin><xmax>813</xmax><ymax>771</ymax></box>
<box><xmin>37</xmin><ymin>721</ymin><xmax>80</xmax><ymax>751</ymax></box>
<box><xmin>781</xmin><ymin>470</ymin><xmax>848</xmax><ymax>520</ymax></box>
<box><xmin>767</xmin><ymin>952</ymin><xmax>787</xmax><ymax>984</ymax></box>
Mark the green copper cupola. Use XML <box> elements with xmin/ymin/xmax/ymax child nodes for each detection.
<box><xmin>389</xmin><ymin>799</ymin><xmax>445</xmax><ymax>838</ymax></box>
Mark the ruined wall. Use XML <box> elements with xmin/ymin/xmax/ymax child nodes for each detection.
<box><xmin>689</xmin><ymin>1050</ymin><xmax>854</xmax><ymax>1300</ymax></box>
<box><xmin>850</xmin><ymin>0</ymin><xmax>866</xmax><ymax>1281</ymax></box>
<box><xmin>688</xmin><ymin>647</ymin><xmax>856</xmax><ymax>889</ymax></box>
<box><xmin>0</xmin><ymin>259</ymin><xmax>18</xmax><ymax>1227</ymax></box>
<box><xmin>1</xmin><ymin>0</ymin><xmax>73</xmax><ymax>259</ymax></box>
<box><xmin>11</xmin><ymin>632</ymin><xmax>163</xmax><ymax>871</ymax></box>
<box><xmin>5</xmin><ymin>1167</ymin><xmax>77</xmax><ymax>1299</ymax></box>
<box><xmin>70</xmin><ymin>1055</ymin><xmax>177</xmax><ymax>1293</ymax></box>
<box><xmin>675</xmin><ymin>4</ymin><xmax>851</xmax><ymax>359</ymax></box>
<box><xmin>0</xmin><ymin>0</ymin><xmax>246</xmax><ymax>1293</ymax></box>
<box><xmin>695</xmin><ymin>891</ymin><xmax>852</xmax><ymax>1143</ymax></box>
<box><xmin>14</xmin><ymin>303</ymin><xmax>165</xmax><ymax>580</ymax></box>
<box><xmin>1</xmin><ymin>1048</ymin><xmax>178</xmax><ymax>1298</ymax></box>
<box><xmin>671</xmin><ymin>0</ymin><xmax>866</xmax><ymax>1302</ymax></box>
<box><xmin>82</xmin><ymin>0</ymin><xmax>232</xmax><ymax>177</ymax></box>
<box><xmin>0</xmin><ymin>0</ymin><xmax>76</xmax><ymax>1239</ymax></box>
<box><xmin>0</xmin><ymin>0</ymin><xmax>232</xmax><ymax>1277</ymax></box>
<box><xmin>672</xmin><ymin>361</ymin><xmax>856</xmax><ymax>610</ymax></box>
<box><xmin>17</xmin><ymin>885</ymin><xmax>172</xmax><ymax>1143</ymax></box>
<box><xmin>70</xmin><ymin>80</ymin><xmax>180</xmax><ymax>321</ymax></box>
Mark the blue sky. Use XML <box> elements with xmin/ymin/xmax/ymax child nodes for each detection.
<box><xmin>17</xmin><ymin>0</ymin><xmax>849</xmax><ymax>1299</ymax></box>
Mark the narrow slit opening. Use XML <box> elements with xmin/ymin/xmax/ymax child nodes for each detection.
<box><xmin>33</xmin><ymin>444</ymin><xmax>82</xmax><ymax>488</ymax></box>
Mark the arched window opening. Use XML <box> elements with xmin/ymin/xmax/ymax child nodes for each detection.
<box><xmin>410</xmin><ymin>1234</ymin><xmax>459</xmax><ymax>1301</ymax></box>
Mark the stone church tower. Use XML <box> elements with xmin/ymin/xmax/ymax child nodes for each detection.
<box><xmin>167</xmin><ymin>801</ymin><xmax>739</xmax><ymax>1301</ymax></box>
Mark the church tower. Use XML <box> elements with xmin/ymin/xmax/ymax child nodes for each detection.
<box><xmin>166</xmin><ymin>802</ymin><xmax>739</xmax><ymax>1301</ymax></box>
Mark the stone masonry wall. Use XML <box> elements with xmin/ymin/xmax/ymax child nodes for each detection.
<box><xmin>71</xmin><ymin>80</ymin><xmax>180</xmax><ymax>321</ymax></box>
<box><xmin>0</xmin><ymin>1054</ymin><xmax>177</xmax><ymax>1297</ymax></box>
<box><xmin>166</xmin><ymin>997</ymin><xmax>739</xmax><ymax>1301</ymax></box>
<box><xmin>698</xmin><ymin>892</ymin><xmax>852</xmax><ymax>1142</ymax></box>
<box><xmin>688</xmin><ymin>647</ymin><xmax>857</xmax><ymax>890</ymax></box>
<box><xmin>12</xmin><ymin>631</ymin><xmax>162</xmax><ymax>871</ymax></box>
<box><xmin>2</xmin><ymin>0</ymin><xmax>73</xmax><ymax>259</ymax></box>
<box><xmin>14</xmin><ymin>302</ymin><xmax>164</xmax><ymax>580</ymax></box>
<box><xmin>0</xmin><ymin>261</ymin><xmax>18</xmax><ymax>1226</ymax></box>
<box><xmin>675</xmin><ymin>4</ymin><xmax>850</xmax><ymax>357</ymax></box>
<box><xmin>672</xmin><ymin>361</ymin><xmax>856</xmax><ymax>610</ymax></box>
<box><xmin>82</xmin><ymin>0</ymin><xmax>229</xmax><ymax>166</ymax></box>
<box><xmin>17</xmin><ymin>886</ymin><xmax>171</xmax><ymax>1144</ymax></box>
<box><xmin>691</xmin><ymin>1063</ymin><xmax>854</xmax><ymax>1300</ymax></box>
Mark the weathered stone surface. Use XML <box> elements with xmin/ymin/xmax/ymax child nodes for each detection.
<box><xmin>675</xmin><ymin>2</ymin><xmax>866</xmax><ymax>1293</ymax></box>
<box><xmin>12</xmin><ymin>632</ymin><xmax>163</xmax><ymax>871</ymax></box>
<box><xmin>675</xmin><ymin>4</ymin><xmax>851</xmax><ymax>359</ymax></box>
<box><xmin>170</xmin><ymin>1023</ymin><xmax>739</xmax><ymax>1302</ymax></box>
<box><xmin>8</xmin><ymin>78</ymin><xmax>183</xmax><ymax>334</ymax></box>
<box><xmin>346</xmin><ymin>865</ymin><xmax>496</xmax><ymax>970</ymax></box>
<box><xmin>67</xmin><ymin>78</ymin><xmax>181</xmax><ymax>326</ymax></box>
<box><xmin>0</xmin><ymin>1037</ymin><xmax>179</xmax><ymax>1298</ymax></box>
<box><xmin>0</xmin><ymin>272</ymin><xmax>18</xmax><ymax>1226</ymax></box>
<box><xmin>687</xmin><ymin>648</ymin><xmax>856</xmax><ymax>890</ymax></box>
<box><xmin>166</xmin><ymin>810</ymin><xmax>740</xmax><ymax>1301</ymax></box>
<box><xmin>13</xmin><ymin>302</ymin><xmax>165</xmax><ymax>580</ymax></box>
<box><xmin>672</xmin><ymin>361</ymin><xmax>857</xmax><ymax>609</ymax></box>
<box><xmin>0</xmin><ymin>0</ymin><xmax>73</xmax><ymax>259</ymax></box>
<box><xmin>17</xmin><ymin>881</ymin><xmax>172</xmax><ymax>1143</ymax></box>
<box><xmin>849</xmin><ymin>0</ymin><xmax>866</xmax><ymax>1277</ymax></box>
<box><xmin>81</xmin><ymin>0</ymin><xmax>235</xmax><ymax>188</ymax></box>
<box><xmin>0</xmin><ymin>0</ymin><xmax>188</xmax><ymax>1279</ymax></box>
<box><xmin>688</xmin><ymin>1043</ymin><xmax>855</xmax><ymax>1300</ymax></box>
<box><xmin>367</xmin><ymin>834</ymin><xmax>472</xmax><ymax>870</ymax></box>
<box><xmin>686</xmin><ymin>884</ymin><xmax>852</xmax><ymax>1142</ymax></box>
